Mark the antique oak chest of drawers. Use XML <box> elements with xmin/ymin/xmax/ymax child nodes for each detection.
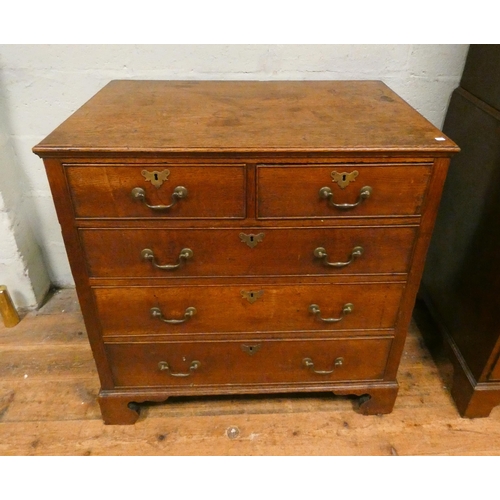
<box><xmin>33</xmin><ymin>80</ymin><xmax>458</xmax><ymax>424</ymax></box>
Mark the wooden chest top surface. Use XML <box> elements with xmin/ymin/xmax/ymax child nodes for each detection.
<box><xmin>33</xmin><ymin>80</ymin><xmax>458</xmax><ymax>156</ymax></box>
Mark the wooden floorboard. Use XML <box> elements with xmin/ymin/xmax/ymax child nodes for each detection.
<box><xmin>1</xmin><ymin>288</ymin><xmax>499</xmax><ymax>456</ymax></box>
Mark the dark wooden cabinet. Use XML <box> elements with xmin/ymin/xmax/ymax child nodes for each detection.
<box><xmin>33</xmin><ymin>80</ymin><xmax>457</xmax><ymax>424</ymax></box>
<box><xmin>420</xmin><ymin>45</ymin><xmax>500</xmax><ymax>417</ymax></box>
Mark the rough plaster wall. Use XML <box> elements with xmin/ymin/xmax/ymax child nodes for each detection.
<box><xmin>0</xmin><ymin>81</ymin><xmax>51</xmax><ymax>308</ymax></box>
<box><xmin>0</xmin><ymin>44</ymin><xmax>469</xmax><ymax>287</ymax></box>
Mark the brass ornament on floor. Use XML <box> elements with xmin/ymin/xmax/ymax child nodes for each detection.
<box><xmin>0</xmin><ymin>285</ymin><xmax>20</xmax><ymax>328</ymax></box>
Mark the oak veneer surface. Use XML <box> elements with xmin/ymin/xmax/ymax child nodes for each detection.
<box><xmin>105</xmin><ymin>338</ymin><xmax>393</xmax><ymax>387</ymax></box>
<box><xmin>80</xmin><ymin>226</ymin><xmax>417</xmax><ymax>278</ymax></box>
<box><xmin>33</xmin><ymin>80</ymin><xmax>457</xmax><ymax>155</ymax></box>
<box><xmin>32</xmin><ymin>80</ymin><xmax>458</xmax><ymax>424</ymax></box>
<box><xmin>66</xmin><ymin>164</ymin><xmax>247</xmax><ymax>219</ymax></box>
<box><xmin>93</xmin><ymin>282</ymin><xmax>404</xmax><ymax>336</ymax></box>
<box><xmin>256</xmin><ymin>164</ymin><xmax>432</xmax><ymax>218</ymax></box>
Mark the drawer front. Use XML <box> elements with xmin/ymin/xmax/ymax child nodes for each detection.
<box><xmin>257</xmin><ymin>164</ymin><xmax>431</xmax><ymax>218</ymax></box>
<box><xmin>65</xmin><ymin>164</ymin><xmax>246</xmax><ymax>219</ymax></box>
<box><xmin>81</xmin><ymin>226</ymin><xmax>417</xmax><ymax>278</ymax></box>
<box><xmin>94</xmin><ymin>283</ymin><xmax>404</xmax><ymax>337</ymax></box>
<box><xmin>105</xmin><ymin>337</ymin><xmax>393</xmax><ymax>387</ymax></box>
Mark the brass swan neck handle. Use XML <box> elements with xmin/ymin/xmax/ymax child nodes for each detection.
<box><xmin>314</xmin><ymin>246</ymin><xmax>363</xmax><ymax>268</ymax></box>
<box><xmin>319</xmin><ymin>185</ymin><xmax>372</xmax><ymax>210</ymax></box>
<box><xmin>141</xmin><ymin>248</ymin><xmax>193</xmax><ymax>270</ymax></box>
<box><xmin>131</xmin><ymin>186</ymin><xmax>188</xmax><ymax>211</ymax></box>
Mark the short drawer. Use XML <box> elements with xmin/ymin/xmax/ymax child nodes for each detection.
<box><xmin>65</xmin><ymin>164</ymin><xmax>246</xmax><ymax>219</ymax></box>
<box><xmin>105</xmin><ymin>337</ymin><xmax>393</xmax><ymax>387</ymax></box>
<box><xmin>81</xmin><ymin>225</ymin><xmax>417</xmax><ymax>278</ymax></box>
<box><xmin>93</xmin><ymin>282</ymin><xmax>405</xmax><ymax>337</ymax></box>
<box><xmin>257</xmin><ymin>164</ymin><xmax>431</xmax><ymax>219</ymax></box>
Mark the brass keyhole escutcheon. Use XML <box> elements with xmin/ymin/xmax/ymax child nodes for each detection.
<box><xmin>241</xmin><ymin>344</ymin><xmax>262</xmax><ymax>356</ymax></box>
<box><xmin>241</xmin><ymin>290</ymin><xmax>264</xmax><ymax>304</ymax></box>
<box><xmin>331</xmin><ymin>170</ymin><xmax>359</xmax><ymax>189</ymax></box>
<box><xmin>239</xmin><ymin>232</ymin><xmax>264</xmax><ymax>248</ymax></box>
<box><xmin>141</xmin><ymin>169</ymin><xmax>170</xmax><ymax>188</ymax></box>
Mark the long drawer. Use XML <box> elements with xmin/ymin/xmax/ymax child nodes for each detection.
<box><xmin>93</xmin><ymin>282</ymin><xmax>405</xmax><ymax>337</ymax></box>
<box><xmin>257</xmin><ymin>164</ymin><xmax>432</xmax><ymax>218</ymax></box>
<box><xmin>81</xmin><ymin>226</ymin><xmax>417</xmax><ymax>278</ymax></box>
<box><xmin>65</xmin><ymin>164</ymin><xmax>246</xmax><ymax>219</ymax></box>
<box><xmin>105</xmin><ymin>337</ymin><xmax>393</xmax><ymax>387</ymax></box>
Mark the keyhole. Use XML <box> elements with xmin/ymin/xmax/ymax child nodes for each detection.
<box><xmin>250</xmin><ymin>293</ymin><xmax>254</xmax><ymax>298</ymax></box>
<box><xmin>248</xmin><ymin>346</ymin><xmax>254</xmax><ymax>352</ymax></box>
<box><xmin>250</xmin><ymin>236</ymin><xmax>254</xmax><ymax>242</ymax></box>
<box><xmin>342</xmin><ymin>174</ymin><xmax>347</xmax><ymax>181</ymax></box>
<box><xmin>154</xmin><ymin>173</ymin><xmax>159</xmax><ymax>181</ymax></box>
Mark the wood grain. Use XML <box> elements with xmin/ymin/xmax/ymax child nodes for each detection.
<box><xmin>92</xmin><ymin>282</ymin><xmax>405</xmax><ymax>337</ymax></box>
<box><xmin>32</xmin><ymin>81</ymin><xmax>459</xmax><ymax>424</ymax></box>
<box><xmin>104</xmin><ymin>337</ymin><xmax>393</xmax><ymax>387</ymax></box>
<box><xmin>79</xmin><ymin>225</ymin><xmax>418</xmax><ymax>278</ymax></box>
<box><xmin>1</xmin><ymin>289</ymin><xmax>500</xmax><ymax>455</ymax></box>
<box><xmin>66</xmin><ymin>164</ymin><xmax>246</xmax><ymax>219</ymax></box>
<box><xmin>32</xmin><ymin>81</ymin><xmax>458</xmax><ymax>155</ymax></box>
<box><xmin>257</xmin><ymin>164</ymin><xmax>432</xmax><ymax>218</ymax></box>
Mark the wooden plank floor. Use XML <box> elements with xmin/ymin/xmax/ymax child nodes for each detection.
<box><xmin>1</xmin><ymin>288</ymin><xmax>499</xmax><ymax>456</ymax></box>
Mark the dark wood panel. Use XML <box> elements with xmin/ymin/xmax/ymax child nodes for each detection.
<box><xmin>460</xmin><ymin>45</ymin><xmax>500</xmax><ymax>112</ymax></box>
<box><xmin>80</xmin><ymin>226</ymin><xmax>417</xmax><ymax>278</ymax></box>
<box><xmin>422</xmin><ymin>89</ymin><xmax>500</xmax><ymax>382</ymax></box>
<box><xmin>104</xmin><ymin>337</ymin><xmax>393</xmax><ymax>388</ymax></box>
<box><xmin>489</xmin><ymin>357</ymin><xmax>500</xmax><ymax>382</ymax></box>
<box><xmin>93</xmin><ymin>283</ymin><xmax>405</xmax><ymax>337</ymax></box>
<box><xmin>66</xmin><ymin>165</ymin><xmax>246</xmax><ymax>219</ymax></box>
<box><xmin>257</xmin><ymin>164</ymin><xmax>431</xmax><ymax>218</ymax></box>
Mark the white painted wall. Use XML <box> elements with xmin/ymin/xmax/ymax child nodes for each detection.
<box><xmin>0</xmin><ymin>78</ymin><xmax>50</xmax><ymax>308</ymax></box>
<box><xmin>0</xmin><ymin>44</ymin><xmax>469</xmax><ymax>296</ymax></box>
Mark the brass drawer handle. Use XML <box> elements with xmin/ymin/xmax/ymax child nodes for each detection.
<box><xmin>314</xmin><ymin>245</ymin><xmax>363</xmax><ymax>268</ymax></box>
<box><xmin>319</xmin><ymin>185</ymin><xmax>372</xmax><ymax>210</ymax></box>
<box><xmin>158</xmin><ymin>360</ymin><xmax>200</xmax><ymax>377</ymax></box>
<box><xmin>309</xmin><ymin>303</ymin><xmax>353</xmax><ymax>323</ymax></box>
<box><xmin>150</xmin><ymin>306</ymin><xmax>196</xmax><ymax>324</ymax></box>
<box><xmin>141</xmin><ymin>247</ymin><xmax>193</xmax><ymax>270</ymax></box>
<box><xmin>302</xmin><ymin>357</ymin><xmax>344</xmax><ymax>375</ymax></box>
<box><xmin>131</xmin><ymin>186</ymin><xmax>188</xmax><ymax>211</ymax></box>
